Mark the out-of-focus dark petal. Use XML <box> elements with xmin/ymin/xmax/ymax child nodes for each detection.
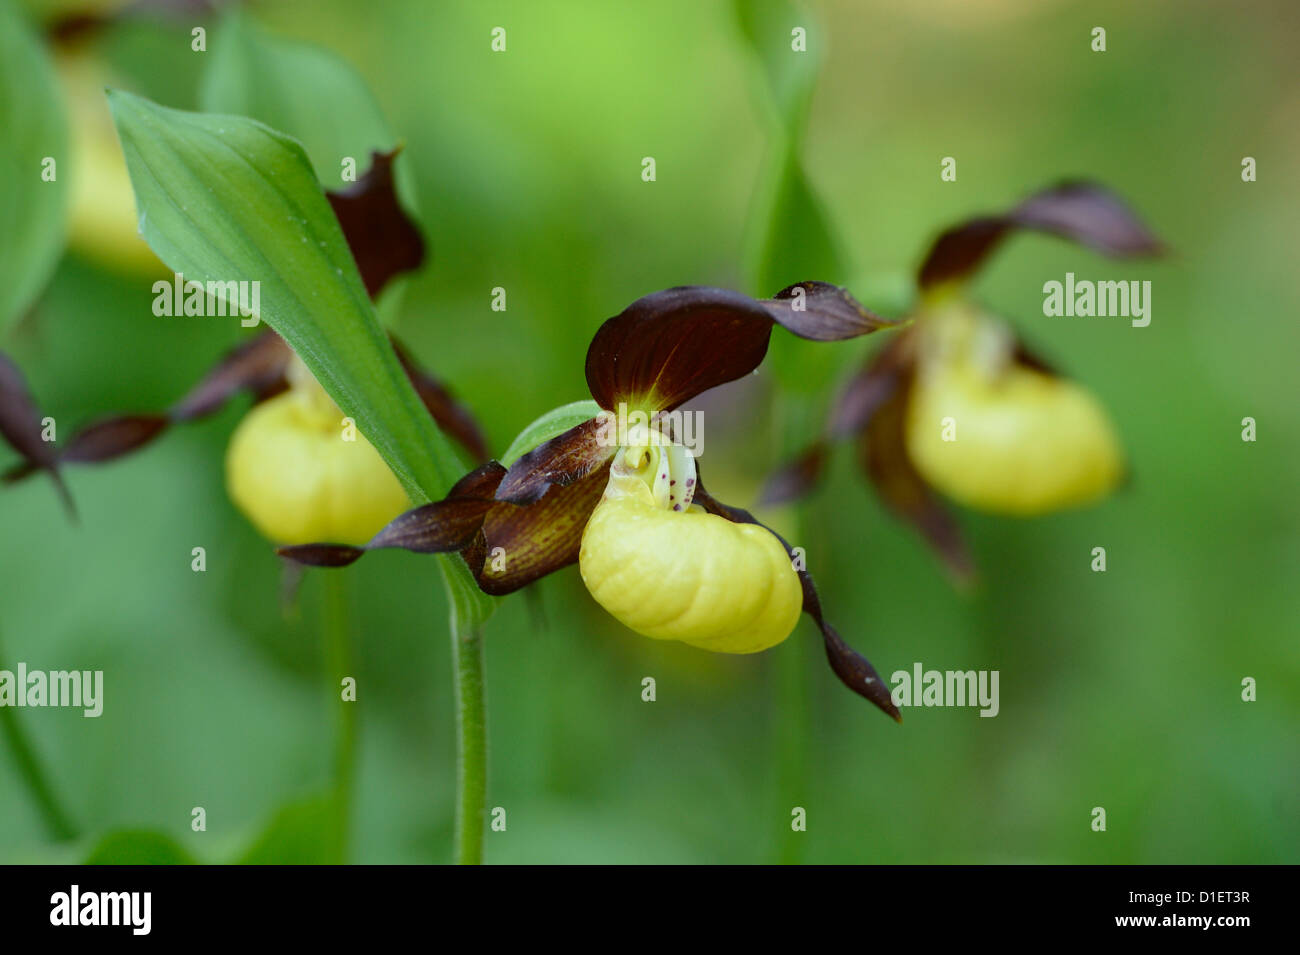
<box><xmin>761</xmin><ymin>332</ymin><xmax>918</xmax><ymax>508</ymax></box>
<box><xmin>829</xmin><ymin>330</ymin><xmax>917</xmax><ymax>438</ymax></box>
<box><xmin>0</xmin><ymin>352</ymin><xmax>57</xmax><ymax>471</ymax></box>
<box><xmin>761</xmin><ymin>281</ymin><xmax>897</xmax><ymax>341</ymax></box>
<box><xmin>474</xmin><ymin>462</ymin><xmax>609</xmax><ymax>595</ymax></box>
<box><xmin>1</xmin><ymin>460</ymin><xmax>39</xmax><ymax>483</ymax></box>
<box><xmin>276</xmin><ymin>543</ymin><xmax>367</xmax><ymax>567</ymax></box>
<box><xmin>11</xmin><ymin>332</ymin><xmax>286</xmax><ymax>487</ymax></box>
<box><xmin>326</xmin><ymin>149</ymin><xmax>426</xmax><ymax>299</ymax></box>
<box><xmin>758</xmin><ymin>440</ymin><xmax>829</xmax><ymax>507</ymax></box>
<box><xmin>692</xmin><ymin>474</ymin><xmax>900</xmax><ymax>721</ymax></box>
<box><xmin>0</xmin><ymin>352</ymin><xmax>73</xmax><ymax>514</ymax></box>
<box><xmin>58</xmin><ymin>414</ymin><xmax>171</xmax><ymax>464</ymax></box>
<box><xmin>169</xmin><ymin>330</ymin><xmax>292</xmax><ymax>421</ymax></box>
<box><xmin>34</xmin><ymin>333</ymin><xmax>289</xmax><ymax>478</ymax></box>
<box><xmin>916</xmin><ymin>218</ymin><xmax>1010</xmax><ymax>292</ymax></box>
<box><xmin>1011</xmin><ymin>181</ymin><xmax>1164</xmax><ymax>257</ymax></box>
<box><xmin>391</xmin><ymin>337</ymin><xmax>490</xmax><ymax>464</ymax></box>
<box><xmin>496</xmin><ymin>416</ymin><xmax>613</xmax><ymax>504</ymax></box>
<box><xmin>858</xmin><ymin>380</ymin><xmax>975</xmax><ymax>585</ymax></box>
<box><xmin>584</xmin><ymin>286</ymin><xmax>775</xmax><ymax>413</ymax></box>
<box><xmin>917</xmin><ymin>181</ymin><xmax>1164</xmax><ymax>290</ymax></box>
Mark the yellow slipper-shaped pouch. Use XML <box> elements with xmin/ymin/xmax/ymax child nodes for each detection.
<box><xmin>579</xmin><ymin>426</ymin><xmax>801</xmax><ymax>654</ymax></box>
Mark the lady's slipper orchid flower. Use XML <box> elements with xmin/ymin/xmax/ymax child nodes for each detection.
<box><xmin>762</xmin><ymin>182</ymin><xmax>1162</xmax><ymax>580</ymax></box>
<box><xmin>3</xmin><ymin>154</ymin><xmax>488</xmax><ymax>547</ymax></box>
<box><xmin>281</xmin><ymin>283</ymin><xmax>906</xmax><ymax>719</ymax></box>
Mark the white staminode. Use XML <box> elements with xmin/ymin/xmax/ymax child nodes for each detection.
<box><xmin>610</xmin><ymin>422</ymin><xmax>697</xmax><ymax>512</ymax></box>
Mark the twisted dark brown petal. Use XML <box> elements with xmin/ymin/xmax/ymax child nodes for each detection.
<box><xmin>325</xmin><ymin>149</ymin><xmax>426</xmax><ymax>299</ymax></box>
<box><xmin>169</xmin><ymin>330</ymin><xmax>292</xmax><ymax>421</ymax></box>
<box><xmin>391</xmin><ymin>337</ymin><xmax>490</xmax><ymax>464</ymax></box>
<box><xmin>7</xmin><ymin>331</ymin><xmax>293</xmax><ymax>477</ymax></box>
<box><xmin>496</xmin><ymin>416</ymin><xmax>613</xmax><ymax>504</ymax></box>
<box><xmin>759</xmin><ymin>330</ymin><xmax>916</xmax><ymax>508</ymax></box>
<box><xmin>475</xmin><ymin>463</ymin><xmax>608</xmax><ymax>595</ymax></box>
<box><xmin>279</xmin><ymin>458</ymin><xmax>609</xmax><ymax>598</ymax></box>
<box><xmin>692</xmin><ymin>473</ymin><xmax>900</xmax><ymax>722</ymax></box>
<box><xmin>760</xmin><ymin>281</ymin><xmax>897</xmax><ymax>341</ymax></box>
<box><xmin>370</xmin><ymin>462</ymin><xmax>505</xmax><ymax>552</ymax></box>
<box><xmin>829</xmin><ymin>331</ymin><xmax>917</xmax><ymax>438</ymax></box>
<box><xmin>276</xmin><ymin>542</ymin><xmax>367</xmax><ymax>568</ymax></box>
<box><xmin>917</xmin><ymin>181</ymin><xmax>1164</xmax><ymax>290</ymax></box>
<box><xmin>0</xmin><ymin>352</ymin><xmax>73</xmax><ymax>514</ymax></box>
<box><xmin>57</xmin><ymin>414</ymin><xmax>171</xmax><ymax>464</ymax></box>
<box><xmin>856</xmin><ymin>358</ymin><xmax>974</xmax><ymax>585</ymax></box>
<box><xmin>277</xmin><ymin>462</ymin><xmax>506</xmax><ymax>567</ymax></box>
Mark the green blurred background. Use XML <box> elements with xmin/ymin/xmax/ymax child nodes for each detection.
<box><xmin>2</xmin><ymin>0</ymin><xmax>1296</xmax><ymax>863</ymax></box>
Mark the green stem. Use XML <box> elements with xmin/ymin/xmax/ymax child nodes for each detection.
<box><xmin>0</xmin><ymin>632</ymin><xmax>78</xmax><ymax>841</ymax></box>
<box><xmin>323</xmin><ymin>573</ymin><xmax>356</xmax><ymax>863</ymax></box>
<box><xmin>773</xmin><ymin>637</ymin><xmax>810</xmax><ymax>865</ymax></box>
<box><xmin>451</xmin><ymin>625</ymin><xmax>487</xmax><ymax>865</ymax></box>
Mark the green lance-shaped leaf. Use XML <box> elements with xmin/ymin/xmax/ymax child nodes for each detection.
<box><xmin>198</xmin><ymin>8</ymin><xmax>421</xmax><ymax>323</ymax></box>
<box><xmin>198</xmin><ymin>8</ymin><xmax>406</xmax><ymax>194</ymax></box>
<box><xmin>735</xmin><ymin>0</ymin><xmax>848</xmax><ymax>294</ymax></box>
<box><xmin>107</xmin><ymin>91</ymin><xmax>493</xmax><ymax>627</ymax></box>
<box><xmin>0</xmin><ymin>0</ymin><xmax>70</xmax><ymax>333</ymax></box>
<box><xmin>84</xmin><ymin>829</ymin><xmax>198</xmax><ymax>865</ymax></box>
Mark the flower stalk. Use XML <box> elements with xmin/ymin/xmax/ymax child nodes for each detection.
<box><xmin>0</xmin><ymin>631</ymin><xmax>78</xmax><ymax>842</ymax></box>
<box><xmin>451</xmin><ymin>625</ymin><xmax>487</xmax><ymax>865</ymax></box>
<box><xmin>322</xmin><ymin>573</ymin><xmax>356</xmax><ymax>863</ymax></box>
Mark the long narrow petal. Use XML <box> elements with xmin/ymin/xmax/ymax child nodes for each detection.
<box><xmin>12</xmin><ymin>331</ymin><xmax>292</xmax><ymax>477</ymax></box>
<box><xmin>57</xmin><ymin>414</ymin><xmax>171</xmax><ymax>464</ymax></box>
<box><xmin>761</xmin><ymin>281</ymin><xmax>897</xmax><ymax>341</ymax></box>
<box><xmin>277</xmin><ymin>462</ymin><xmax>506</xmax><ymax>567</ymax></box>
<box><xmin>759</xmin><ymin>329</ymin><xmax>914</xmax><ymax>507</ymax></box>
<box><xmin>280</xmin><ymin>458</ymin><xmax>609</xmax><ymax>598</ymax></box>
<box><xmin>496</xmin><ymin>416</ymin><xmax>613</xmax><ymax>504</ymax></box>
<box><xmin>169</xmin><ymin>330</ymin><xmax>292</xmax><ymax>421</ymax></box>
<box><xmin>475</xmin><ymin>463</ymin><xmax>608</xmax><ymax>594</ymax></box>
<box><xmin>0</xmin><ymin>352</ymin><xmax>73</xmax><ymax>514</ymax></box>
<box><xmin>917</xmin><ymin>181</ymin><xmax>1163</xmax><ymax>290</ymax></box>
<box><xmin>857</xmin><ymin>365</ymin><xmax>974</xmax><ymax>585</ymax></box>
<box><xmin>692</xmin><ymin>474</ymin><xmax>901</xmax><ymax>721</ymax></box>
